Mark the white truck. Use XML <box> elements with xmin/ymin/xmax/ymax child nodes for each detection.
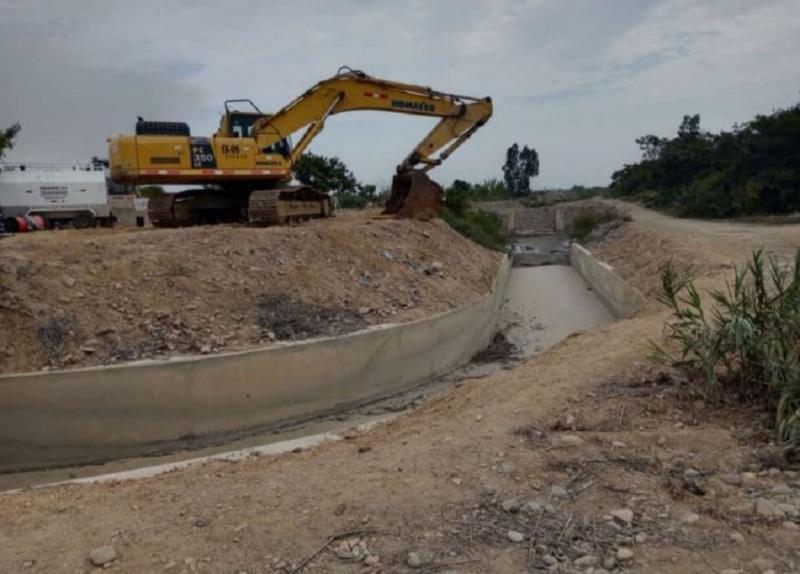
<box><xmin>0</xmin><ymin>163</ymin><xmax>113</xmax><ymax>232</ymax></box>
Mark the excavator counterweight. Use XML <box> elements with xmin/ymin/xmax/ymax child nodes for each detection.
<box><xmin>108</xmin><ymin>68</ymin><xmax>492</xmax><ymax>226</ymax></box>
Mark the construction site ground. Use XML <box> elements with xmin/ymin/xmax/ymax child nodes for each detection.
<box><xmin>0</xmin><ymin>210</ymin><xmax>501</xmax><ymax>375</ymax></box>
<box><xmin>4</xmin><ymin>203</ymin><xmax>800</xmax><ymax>574</ymax></box>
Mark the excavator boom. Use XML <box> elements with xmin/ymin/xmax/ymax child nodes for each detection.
<box><xmin>108</xmin><ymin>68</ymin><xmax>492</xmax><ymax>225</ymax></box>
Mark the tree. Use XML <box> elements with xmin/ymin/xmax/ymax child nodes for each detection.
<box><xmin>503</xmin><ymin>143</ymin><xmax>539</xmax><ymax>196</ymax></box>
<box><xmin>294</xmin><ymin>152</ymin><xmax>359</xmax><ymax>194</ymax></box>
<box><xmin>0</xmin><ymin>123</ymin><xmax>21</xmax><ymax>160</ymax></box>
<box><xmin>610</xmin><ymin>103</ymin><xmax>800</xmax><ymax>217</ymax></box>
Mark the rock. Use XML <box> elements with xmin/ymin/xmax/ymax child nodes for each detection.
<box><xmin>755</xmin><ymin>497</ymin><xmax>786</xmax><ymax>519</ymax></box>
<box><xmin>364</xmin><ymin>555</ymin><xmax>380</xmax><ymax>566</ymax></box>
<box><xmin>507</xmin><ymin>530</ymin><xmax>525</xmax><ymax>543</ymax></box>
<box><xmin>719</xmin><ymin>473</ymin><xmax>743</xmax><ymax>486</ymax></box>
<box><xmin>358</xmin><ymin>307</ymin><xmax>371</xmax><ymax>315</ymax></box>
<box><xmin>200</xmin><ymin>344</ymin><xmax>211</xmax><ymax>354</ymax></box>
<box><xmin>501</xmin><ymin>462</ymin><xmax>515</xmax><ymax>476</ymax></box>
<box><xmin>406</xmin><ymin>552</ymin><xmax>423</xmax><ymax>568</ymax></box>
<box><xmin>525</xmin><ymin>500</ymin><xmax>543</xmax><ymax>513</ymax></box>
<box><xmin>542</xmin><ymin>555</ymin><xmax>558</xmax><ymax>566</ymax></box>
<box><xmin>719</xmin><ymin>570</ymin><xmax>743</xmax><ymax>574</ymax></box>
<box><xmin>431</xmin><ymin>261</ymin><xmax>444</xmax><ymax>272</ymax></box>
<box><xmin>681</xmin><ymin>511</ymin><xmax>700</xmax><ymax>524</ymax></box>
<box><xmin>634</xmin><ymin>532</ymin><xmax>648</xmax><ymax>544</ymax></box>
<box><xmin>657</xmin><ymin>435</ymin><xmax>667</xmax><ymax>446</ymax></box>
<box><xmin>550</xmin><ymin>485</ymin><xmax>569</xmax><ymax>498</ymax></box>
<box><xmin>729</xmin><ymin>531</ymin><xmax>745</xmax><ymax>543</ymax></box>
<box><xmin>574</xmin><ymin>555</ymin><xmax>597</xmax><ymax>567</ymax></box>
<box><xmin>616</xmin><ymin>547</ymin><xmax>634</xmax><ymax>561</ymax></box>
<box><xmin>782</xmin><ymin>520</ymin><xmax>799</xmax><ymax>530</ymax></box>
<box><xmin>335</xmin><ymin>539</ymin><xmax>366</xmax><ymax>560</ymax></box>
<box><xmin>611</xmin><ymin>440</ymin><xmax>627</xmax><ymax>448</ymax></box>
<box><xmin>770</xmin><ymin>483</ymin><xmax>792</xmax><ymax>495</ymax></box>
<box><xmin>88</xmin><ymin>546</ymin><xmax>118</xmax><ymax>567</ymax></box>
<box><xmin>334</xmin><ymin>502</ymin><xmax>346</xmax><ymax>516</ymax></box>
<box><xmin>382</xmin><ymin>250</ymin><xmax>394</xmax><ymax>261</ymax></box>
<box><xmin>500</xmin><ymin>499</ymin><xmax>521</xmax><ymax>513</ymax></box>
<box><xmin>750</xmin><ymin>558</ymin><xmax>774</xmax><ymax>572</ymax></box>
<box><xmin>556</xmin><ymin>434</ymin><xmax>583</xmax><ymax>447</ymax></box>
<box><xmin>609</xmin><ymin>508</ymin><xmax>634</xmax><ymax>525</ymax></box>
<box><xmin>451</xmin><ymin>477</ymin><xmax>462</xmax><ymax>486</ymax></box>
<box><xmin>194</xmin><ymin>516</ymin><xmax>211</xmax><ymax>528</ymax></box>
<box><xmin>728</xmin><ymin>500</ymin><xmax>754</xmax><ymax>515</ymax></box>
<box><xmin>602</xmin><ymin>556</ymin><xmax>617</xmax><ymax>570</ymax></box>
<box><xmin>62</xmin><ymin>275</ymin><xmax>77</xmax><ymax>288</ymax></box>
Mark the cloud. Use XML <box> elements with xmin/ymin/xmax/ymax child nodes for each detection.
<box><xmin>1</xmin><ymin>0</ymin><xmax>798</xmax><ymax>187</ymax></box>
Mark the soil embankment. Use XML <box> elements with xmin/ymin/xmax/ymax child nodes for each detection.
<box><xmin>0</xmin><ymin>211</ymin><xmax>501</xmax><ymax>374</ymax></box>
<box><xmin>3</xmin><ymin>203</ymin><xmax>800</xmax><ymax>573</ymax></box>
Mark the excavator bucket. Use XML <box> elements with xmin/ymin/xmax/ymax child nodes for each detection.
<box><xmin>383</xmin><ymin>172</ymin><xmax>444</xmax><ymax>220</ymax></box>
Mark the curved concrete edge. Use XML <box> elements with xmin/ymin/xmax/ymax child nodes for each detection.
<box><xmin>0</xmin><ymin>257</ymin><xmax>511</xmax><ymax>472</ymax></box>
<box><xmin>570</xmin><ymin>243</ymin><xmax>644</xmax><ymax>319</ymax></box>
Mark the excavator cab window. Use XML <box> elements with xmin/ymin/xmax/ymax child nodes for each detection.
<box><xmin>229</xmin><ymin>113</ymin><xmax>258</xmax><ymax>138</ymax></box>
<box><xmin>262</xmin><ymin>138</ymin><xmax>291</xmax><ymax>157</ymax></box>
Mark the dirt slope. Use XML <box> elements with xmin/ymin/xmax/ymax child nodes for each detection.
<box><xmin>2</xmin><ymin>203</ymin><xmax>800</xmax><ymax>574</ymax></box>
<box><xmin>0</xmin><ymin>211</ymin><xmax>501</xmax><ymax>375</ymax></box>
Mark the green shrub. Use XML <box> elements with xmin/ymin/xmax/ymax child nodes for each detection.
<box><xmin>336</xmin><ymin>192</ymin><xmax>370</xmax><ymax>209</ymax></box>
<box><xmin>442</xmin><ymin>207</ymin><xmax>506</xmax><ymax>251</ymax></box>
<box><xmin>568</xmin><ymin>206</ymin><xmax>629</xmax><ymax>243</ymax></box>
<box><xmin>656</xmin><ymin>250</ymin><xmax>800</xmax><ymax>451</ymax></box>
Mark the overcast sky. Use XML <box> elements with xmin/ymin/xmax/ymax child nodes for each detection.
<box><xmin>1</xmin><ymin>0</ymin><xmax>798</xmax><ymax>189</ymax></box>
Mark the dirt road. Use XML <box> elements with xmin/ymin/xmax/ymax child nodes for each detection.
<box><xmin>2</xmin><ymin>203</ymin><xmax>800</xmax><ymax>574</ymax></box>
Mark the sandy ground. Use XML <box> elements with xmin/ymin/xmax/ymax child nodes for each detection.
<box><xmin>0</xmin><ymin>210</ymin><xmax>501</xmax><ymax>374</ymax></box>
<box><xmin>3</xmin><ymin>202</ymin><xmax>800</xmax><ymax>574</ymax></box>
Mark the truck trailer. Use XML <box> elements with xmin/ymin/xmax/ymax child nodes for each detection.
<box><xmin>0</xmin><ymin>163</ymin><xmax>113</xmax><ymax>232</ymax></box>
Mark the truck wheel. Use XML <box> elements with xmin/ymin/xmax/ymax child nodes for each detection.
<box><xmin>72</xmin><ymin>213</ymin><xmax>97</xmax><ymax>229</ymax></box>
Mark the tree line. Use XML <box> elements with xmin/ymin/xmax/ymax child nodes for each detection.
<box><xmin>610</xmin><ymin>104</ymin><xmax>800</xmax><ymax>217</ymax></box>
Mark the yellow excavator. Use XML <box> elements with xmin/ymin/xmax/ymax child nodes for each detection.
<box><xmin>108</xmin><ymin>67</ymin><xmax>492</xmax><ymax>226</ymax></box>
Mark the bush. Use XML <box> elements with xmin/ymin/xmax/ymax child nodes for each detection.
<box><xmin>656</xmin><ymin>250</ymin><xmax>800</xmax><ymax>451</ymax></box>
<box><xmin>611</xmin><ymin>104</ymin><xmax>800</xmax><ymax>218</ymax></box>
<box><xmin>568</xmin><ymin>206</ymin><xmax>629</xmax><ymax>243</ymax></box>
<box><xmin>336</xmin><ymin>192</ymin><xmax>370</xmax><ymax>209</ymax></box>
<box><xmin>442</xmin><ymin>207</ymin><xmax>506</xmax><ymax>251</ymax></box>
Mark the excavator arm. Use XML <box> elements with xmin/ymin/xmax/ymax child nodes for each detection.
<box><xmin>251</xmin><ymin>68</ymin><xmax>492</xmax><ymax>216</ymax></box>
<box><xmin>253</xmin><ymin>68</ymin><xmax>492</xmax><ymax>173</ymax></box>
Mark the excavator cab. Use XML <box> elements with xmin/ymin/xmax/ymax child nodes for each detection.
<box><xmin>217</xmin><ymin>100</ymin><xmax>292</xmax><ymax>156</ymax></box>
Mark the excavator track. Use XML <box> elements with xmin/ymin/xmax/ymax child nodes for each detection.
<box><xmin>147</xmin><ymin>194</ymin><xmax>180</xmax><ymax>227</ymax></box>
<box><xmin>147</xmin><ymin>189</ymin><xmax>251</xmax><ymax>227</ymax></box>
<box><xmin>248</xmin><ymin>187</ymin><xmax>332</xmax><ymax>226</ymax></box>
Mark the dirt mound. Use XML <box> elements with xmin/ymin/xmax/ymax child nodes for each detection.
<box><xmin>0</xmin><ymin>211</ymin><xmax>502</xmax><ymax>374</ymax></box>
